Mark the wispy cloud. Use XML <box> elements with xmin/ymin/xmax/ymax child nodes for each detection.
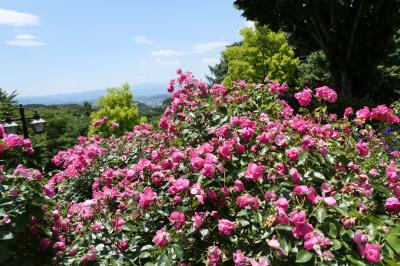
<box><xmin>202</xmin><ymin>57</ymin><xmax>219</xmax><ymax>65</ymax></box>
<box><xmin>0</xmin><ymin>8</ymin><xmax>39</xmax><ymax>27</ymax></box>
<box><xmin>154</xmin><ymin>59</ymin><xmax>180</xmax><ymax>66</ymax></box>
<box><xmin>4</xmin><ymin>34</ymin><xmax>44</xmax><ymax>47</ymax></box>
<box><xmin>151</xmin><ymin>41</ymin><xmax>227</xmax><ymax>57</ymax></box>
<box><xmin>151</xmin><ymin>49</ymin><xmax>184</xmax><ymax>56</ymax></box>
<box><xmin>133</xmin><ymin>36</ymin><xmax>154</xmax><ymax>44</ymax></box>
<box><xmin>193</xmin><ymin>41</ymin><xmax>228</xmax><ymax>53</ymax></box>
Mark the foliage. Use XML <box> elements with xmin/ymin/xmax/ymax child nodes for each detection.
<box><xmin>26</xmin><ymin>103</ymin><xmax>93</xmax><ymax>171</ymax></box>
<box><xmin>298</xmin><ymin>50</ymin><xmax>333</xmax><ymax>88</ymax></box>
<box><xmin>0</xmin><ymin>89</ymin><xmax>18</xmax><ymax>117</ymax></box>
<box><xmin>88</xmin><ymin>83</ymin><xmax>141</xmax><ymax>137</ymax></box>
<box><xmin>373</xmin><ymin>29</ymin><xmax>400</xmax><ymax>104</ymax></box>
<box><xmin>41</xmin><ymin>71</ymin><xmax>400</xmax><ymax>265</ymax></box>
<box><xmin>234</xmin><ymin>0</ymin><xmax>400</xmax><ymax>99</ymax></box>
<box><xmin>0</xmin><ymin>128</ymin><xmax>50</xmax><ymax>264</ymax></box>
<box><xmin>206</xmin><ymin>43</ymin><xmax>240</xmax><ymax>85</ymax></box>
<box><xmin>222</xmin><ymin>25</ymin><xmax>299</xmax><ymax>87</ymax></box>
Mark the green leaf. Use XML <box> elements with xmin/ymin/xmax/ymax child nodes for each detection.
<box><xmin>386</xmin><ymin>233</ymin><xmax>400</xmax><ymax>254</ymax></box>
<box><xmin>332</xmin><ymin>239</ymin><xmax>342</xmax><ymax>250</ymax></box>
<box><xmin>139</xmin><ymin>252</ymin><xmax>151</xmax><ymax>259</ymax></box>
<box><xmin>313</xmin><ymin>172</ymin><xmax>325</xmax><ymax>180</ymax></box>
<box><xmin>0</xmin><ymin>244</ymin><xmax>10</xmax><ymax>263</ymax></box>
<box><xmin>295</xmin><ymin>250</ymin><xmax>314</xmax><ymax>263</ymax></box>
<box><xmin>0</xmin><ymin>231</ymin><xmax>13</xmax><ymax>241</ymax></box>
<box><xmin>325</xmin><ymin>154</ymin><xmax>335</xmax><ymax>164</ymax></box>
<box><xmin>237</xmin><ymin>219</ymin><xmax>250</xmax><ymax>227</ymax></box>
<box><xmin>157</xmin><ymin>253</ymin><xmax>170</xmax><ymax>266</ymax></box>
<box><xmin>276</xmin><ymin>224</ymin><xmax>292</xmax><ymax>231</ymax></box>
<box><xmin>315</xmin><ymin>207</ymin><xmax>327</xmax><ymax>223</ymax></box>
<box><xmin>346</xmin><ymin>255</ymin><xmax>367</xmax><ymax>266</ymax></box>
<box><xmin>172</xmin><ymin>244</ymin><xmax>183</xmax><ymax>259</ymax></box>
<box><xmin>328</xmin><ymin>223</ymin><xmax>337</xmax><ymax>238</ymax></box>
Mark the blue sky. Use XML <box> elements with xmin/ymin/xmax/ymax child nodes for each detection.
<box><xmin>0</xmin><ymin>1</ymin><xmax>250</xmax><ymax>96</ymax></box>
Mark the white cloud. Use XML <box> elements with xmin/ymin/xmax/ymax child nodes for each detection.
<box><xmin>0</xmin><ymin>8</ymin><xmax>39</xmax><ymax>27</ymax></box>
<box><xmin>154</xmin><ymin>59</ymin><xmax>180</xmax><ymax>66</ymax></box>
<box><xmin>193</xmin><ymin>41</ymin><xmax>228</xmax><ymax>53</ymax></box>
<box><xmin>151</xmin><ymin>49</ymin><xmax>184</xmax><ymax>56</ymax></box>
<box><xmin>133</xmin><ymin>36</ymin><xmax>154</xmax><ymax>44</ymax></box>
<box><xmin>151</xmin><ymin>41</ymin><xmax>227</xmax><ymax>57</ymax></box>
<box><xmin>202</xmin><ymin>58</ymin><xmax>219</xmax><ymax>65</ymax></box>
<box><xmin>4</xmin><ymin>33</ymin><xmax>44</xmax><ymax>47</ymax></box>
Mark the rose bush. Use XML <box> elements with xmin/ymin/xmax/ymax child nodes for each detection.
<box><xmin>0</xmin><ymin>126</ymin><xmax>51</xmax><ymax>264</ymax></box>
<box><xmin>40</xmin><ymin>70</ymin><xmax>400</xmax><ymax>265</ymax></box>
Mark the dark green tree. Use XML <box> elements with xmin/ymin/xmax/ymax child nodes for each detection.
<box><xmin>0</xmin><ymin>89</ymin><xmax>18</xmax><ymax>116</ymax></box>
<box><xmin>234</xmin><ymin>0</ymin><xmax>400</xmax><ymax>98</ymax></box>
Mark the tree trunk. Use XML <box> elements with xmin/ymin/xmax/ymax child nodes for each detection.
<box><xmin>339</xmin><ymin>69</ymin><xmax>352</xmax><ymax>98</ymax></box>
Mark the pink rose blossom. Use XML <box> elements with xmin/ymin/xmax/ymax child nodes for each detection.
<box><xmin>295</xmin><ymin>88</ymin><xmax>312</xmax><ymax>107</ymax></box>
<box><xmin>207</xmin><ymin>246</ymin><xmax>222</xmax><ymax>266</ymax></box>
<box><xmin>169</xmin><ymin>211</ymin><xmax>186</xmax><ymax>229</ymax></box>
<box><xmin>152</xmin><ymin>228</ymin><xmax>171</xmax><ymax>247</ymax></box>
<box><xmin>385</xmin><ymin>197</ymin><xmax>400</xmax><ymax>212</ymax></box>
<box><xmin>287</xmin><ymin>147</ymin><xmax>299</xmax><ymax>161</ymax></box>
<box><xmin>244</xmin><ymin>163</ymin><xmax>264</xmax><ymax>181</ymax></box>
<box><xmin>315</xmin><ymin>86</ymin><xmax>337</xmax><ymax>103</ymax></box>
<box><xmin>218</xmin><ymin>219</ymin><xmax>235</xmax><ymax>235</ymax></box>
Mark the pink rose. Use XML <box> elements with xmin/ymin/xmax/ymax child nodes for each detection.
<box><xmin>152</xmin><ymin>228</ymin><xmax>171</xmax><ymax>247</ymax></box>
<box><xmin>201</xmin><ymin>163</ymin><xmax>216</xmax><ymax>178</ymax></box>
<box><xmin>244</xmin><ymin>163</ymin><xmax>264</xmax><ymax>181</ymax></box>
<box><xmin>385</xmin><ymin>197</ymin><xmax>400</xmax><ymax>212</ymax></box>
<box><xmin>287</xmin><ymin>147</ymin><xmax>299</xmax><ymax>161</ymax></box>
<box><xmin>236</xmin><ymin>195</ymin><xmax>260</xmax><ymax>209</ymax></box>
<box><xmin>363</xmin><ymin>243</ymin><xmax>381</xmax><ymax>263</ymax></box>
<box><xmin>113</xmin><ymin>217</ymin><xmax>125</xmax><ymax>231</ymax></box>
<box><xmin>139</xmin><ymin>187</ymin><xmax>157</xmax><ymax>209</ymax></box>
<box><xmin>234</xmin><ymin>179</ymin><xmax>245</xmax><ymax>192</ymax></box>
<box><xmin>233</xmin><ymin>250</ymin><xmax>247</xmax><ymax>266</ymax></box>
<box><xmin>315</xmin><ymin>86</ymin><xmax>337</xmax><ymax>103</ymax></box>
<box><xmin>218</xmin><ymin>219</ymin><xmax>236</xmax><ymax>235</ymax></box>
<box><xmin>356</xmin><ymin>106</ymin><xmax>371</xmax><ymax>120</ymax></box>
<box><xmin>207</xmin><ymin>246</ymin><xmax>222</xmax><ymax>266</ymax></box>
<box><xmin>169</xmin><ymin>211</ymin><xmax>186</xmax><ymax>229</ymax></box>
<box><xmin>289</xmin><ymin>167</ymin><xmax>302</xmax><ymax>183</ymax></box>
<box><xmin>275</xmin><ymin>197</ymin><xmax>288</xmax><ymax>212</ymax></box>
<box><xmin>344</xmin><ymin>107</ymin><xmax>353</xmax><ymax>118</ymax></box>
<box><xmin>294</xmin><ymin>88</ymin><xmax>312</xmax><ymax>107</ymax></box>
<box><xmin>355</xmin><ymin>141</ymin><xmax>369</xmax><ymax>157</ymax></box>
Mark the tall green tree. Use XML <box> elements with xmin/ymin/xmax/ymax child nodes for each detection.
<box><xmin>220</xmin><ymin>25</ymin><xmax>299</xmax><ymax>87</ymax></box>
<box><xmin>234</xmin><ymin>0</ymin><xmax>400</xmax><ymax>98</ymax></box>
<box><xmin>88</xmin><ymin>83</ymin><xmax>140</xmax><ymax>137</ymax></box>
<box><xmin>0</xmin><ymin>89</ymin><xmax>17</xmax><ymax>116</ymax></box>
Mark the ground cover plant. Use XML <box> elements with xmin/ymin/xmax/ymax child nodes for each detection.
<box><xmin>2</xmin><ymin>70</ymin><xmax>400</xmax><ymax>265</ymax></box>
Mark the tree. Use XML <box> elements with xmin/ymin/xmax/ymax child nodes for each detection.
<box><xmin>234</xmin><ymin>0</ymin><xmax>400</xmax><ymax>98</ymax></box>
<box><xmin>0</xmin><ymin>89</ymin><xmax>18</xmax><ymax>116</ymax></box>
<box><xmin>206</xmin><ymin>43</ymin><xmax>241</xmax><ymax>84</ymax></box>
<box><xmin>221</xmin><ymin>25</ymin><xmax>299</xmax><ymax>87</ymax></box>
<box><xmin>298</xmin><ymin>50</ymin><xmax>333</xmax><ymax>88</ymax></box>
<box><xmin>88</xmin><ymin>83</ymin><xmax>140</xmax><ymax>137</ymax></box>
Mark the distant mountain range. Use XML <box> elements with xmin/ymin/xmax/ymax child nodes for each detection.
<box><xmin>17</xmin><ymin>83</ymin><xmax>170</xmax><ymax>106</ymax></box>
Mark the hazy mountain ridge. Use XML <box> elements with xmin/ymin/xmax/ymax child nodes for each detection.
<box><xmin>17</xmin><ymin>83</ymin><xmax>169</xmax><ymax>106</ymax></box>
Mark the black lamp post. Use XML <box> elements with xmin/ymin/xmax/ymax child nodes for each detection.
<box><xmin>3</xmin><ymin>104</ymin><xmax>46</xmax><ymax>138</ymax></box>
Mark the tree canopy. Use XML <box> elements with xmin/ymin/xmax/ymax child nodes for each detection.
<box><xmin>88</xmin><ymin>83</ymin><xmax>140</xmax><ymax>137</ymax></box>
<box><xmin>220</xmin><ymin>25</ymin><xmax>299</xmax><ymax>87</ymax></box>
<box><xmin>234</xmin><ymin>0</ymin><xmax>400</xmax><ymax>98</ymax></box>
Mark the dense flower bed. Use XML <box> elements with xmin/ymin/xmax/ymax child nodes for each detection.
<box><xmin>30</xmin><ymin>71</ymin><xmax>400</xmax><ymax>264</ymax></box>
